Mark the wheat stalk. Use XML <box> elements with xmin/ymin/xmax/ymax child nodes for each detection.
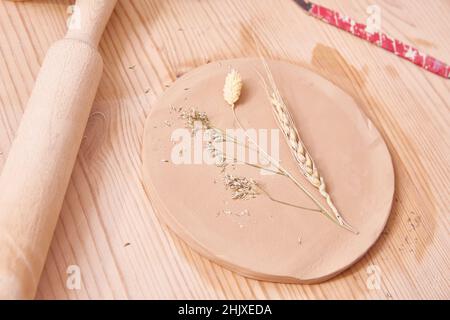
<box><xmin>223</xmin><ymin>69</ymin><xmax>243</xmax><ymax>108</ymax></box>
<box><xmin>261</xmin><ymin>60</ymin><xmax>358</xmax><ymax>234</ymax></box>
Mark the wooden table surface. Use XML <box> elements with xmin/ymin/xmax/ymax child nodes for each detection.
<box><xmin>0</xmin><ymin>0</ymin><xmax>448</xmax><ymax>300</ymax></box>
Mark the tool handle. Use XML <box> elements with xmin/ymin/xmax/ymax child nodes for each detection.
<box><xmin>0</xmin><ymin>0</ymin><xmax>116</xmax><ymax>299</ymax></box>
<box><xmin>66</xmin><ymin>0</ymin><xmax>117</xmax><ymax>46</ymax></box>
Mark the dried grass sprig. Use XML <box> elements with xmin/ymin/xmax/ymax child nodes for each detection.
<box><xmin>176</xmin><ymin>106</ymin><xmax>330</xmax><ymax>215</ymax></box>
<box><xmin>223</xmin><ymin>174</ymin><xmax>320</xmax><ymax>212</ymax></box>
<box><xmin>223</xmin><ymin>174</ymin><xmax>258</xmax><ymax>200</ymax></box>
<box><xmin>260</xmin><ymin>59</ymin><xmax>358</xmax><ymax>234</ymax></box>
<box><xmin>179</xmin><ymin>108</ymin><xmax>210</xmax><ymax>133</ymax></box>
<box><xmin>223</xmin><ymin>69</ymin><xmax>243</xmax><ymax>108</ymax></box>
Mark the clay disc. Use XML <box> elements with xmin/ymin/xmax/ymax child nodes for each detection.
<box><xmin>142</xmin><ymin>59</ymin><xmax>394</xmax><ymax>283</ymax></box>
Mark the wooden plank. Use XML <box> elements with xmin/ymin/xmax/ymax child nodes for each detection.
<box><xmin>0</xmin><ymin>0</ymin><xmax>448</xmax><ymax>299</ymax></box>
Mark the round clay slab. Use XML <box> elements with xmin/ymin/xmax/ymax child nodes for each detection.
<box><xmin>142</xmin><ymin>59</ymin><xmax>394</xmax><ymax>283</ymax></box>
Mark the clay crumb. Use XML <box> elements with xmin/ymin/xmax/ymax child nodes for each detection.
<box><xmin>235</xmin><ymin>209</ymin><xmax>250</xmax><ymax>217</ymax></box>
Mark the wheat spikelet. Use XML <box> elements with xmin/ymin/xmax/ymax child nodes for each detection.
<box><xmin>270</xmin><ymin>96</ymin><xmax>321</xmax><ymax>186</ymax></box>
<box><xmin>223</xmin><ymin>69</ymin><xmax>243</xmax><ymax>108</ymax></box>
<box><xmin>262</xmin><ymin>61</ymin><xmax>356</xmax><ymax>233</ymax></box>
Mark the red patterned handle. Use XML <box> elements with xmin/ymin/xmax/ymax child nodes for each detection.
<box><xmin>304</xmin><ymin>2</ymin><xmax>450</xmax><ymax>79</ymax></box>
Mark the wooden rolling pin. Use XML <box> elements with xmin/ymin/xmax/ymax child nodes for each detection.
<box><xmin>0</xmin><ymin>0</ymin><xmax>117</xmax><ymax>299</ymax></box>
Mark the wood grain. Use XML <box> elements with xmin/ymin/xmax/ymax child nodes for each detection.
<box><xmin>0</xmin><ymin>0</ymin><xmax>116</xmax><ymax>299</ymax></box>
<box><xmin>0</xmin><ymin>0</ymin><xmax>448</xmax><ymax>299</ymax></box>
